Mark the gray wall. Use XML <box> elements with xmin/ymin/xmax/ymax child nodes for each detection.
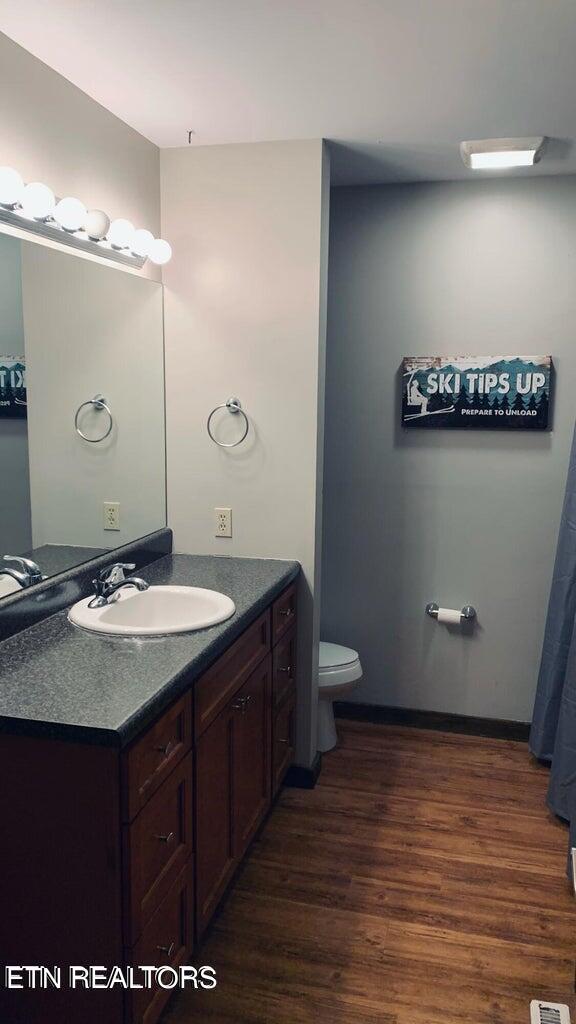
<box><xmin>0</xmin><ymin>235</ymin><xmax>32</xmax><ymax>554</ymax></box>
<box><xmin>322</xmin><ymin>176</ymin><xmax>576</xmax><ymax>723</ymax></box>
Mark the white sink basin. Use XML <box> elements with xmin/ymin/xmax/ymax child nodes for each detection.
<box><xmin>0</xmin><ymin>575</ymin><xmax>24</xmax><ymax>598</ymax></box>
<box><xmin>68</xmin><ymin>585</ymin><xmax>236</xmax><ymax>636</ymax></box>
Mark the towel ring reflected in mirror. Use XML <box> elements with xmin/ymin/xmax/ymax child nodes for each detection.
<box><xmin>74</xmin><ymin>394</ymin><xmax>114</xmax><ymax>443</ymax></box>
<box><xmin>207</xmin><ymin>397</ymin><xmax>250</xmax><ymax>448</ymax></box>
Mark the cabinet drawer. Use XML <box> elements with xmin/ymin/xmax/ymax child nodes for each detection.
<box><xmin>272</xmin><ymin>626</ymin><xmax>296</xmax><ymax>709</ymax></box>
<box><xmin>195</xmin><ymin>611</ymin><xmax>270</xmax><ymax>738</ymax></box>
<box><xmin>272</xmin><ymin>583</ymin><xmax>297</xmax><ymax>645</ymax></box>
<box><xmin>124</xmin><ymin>753</ymin><xmax>193</xmax><ymax>943</ymax></box>
<box><xmin>123</xmin><ymin>694</ymin><xmax>192</xmax><ymax>822</ymax></box>
<box><xmin>127</xmin><ymin>862</ymin><xmax>193</xmax><ymax>1024</ymax></box>
<box><xmin>272</xmin><ymin>699</ymin><xmax>295</xmax><ymax>796</ymax></box>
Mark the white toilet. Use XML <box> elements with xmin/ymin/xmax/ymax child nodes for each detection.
<box><xmin>317</xmin><ymin>641</ymin><xmax>362</xmax><ymax>752</ymax></box>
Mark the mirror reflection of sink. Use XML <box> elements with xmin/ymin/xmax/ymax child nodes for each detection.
<box><xmin>0</xmin><ymin>576</ymin><xmax>23</xmax><ymax>598</ymax></box>
<box><xmin>68</xmin><ymin>585</ymin><xmax>236</xmax><ymax>636</ymax></box>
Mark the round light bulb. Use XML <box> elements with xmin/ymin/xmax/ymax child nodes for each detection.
<box><xmin>108</xmin><ymin>218</ymin><xmax>135</xmax><ymax>249</ymax></box>
<box><xmin>21</xmin><ymin>182</ymin><xmax>55</xmax><ymax>220</ymax></box>
<box><xmin>149</xmin><ymin>239</ymin><xmax>172</xmax><ymax>265</ymax></box>
<box><xmin>54</xmin><ymin>197</ymin><xmax>87</xmax><ymax>232</ymax></box>
<box><xmin>0</xmin><ymin>167</ymin><xmax>25</xmax><ymax>207</ymax></box>
<box><xmin>84</xmin><ymin>209</ymin><xmax>110</xmax><ymax>241</ymax></box>
<box><xmin>131</xmin><ymin>228</ymin><xmax>154</xmax><ymax>258</ymax></box>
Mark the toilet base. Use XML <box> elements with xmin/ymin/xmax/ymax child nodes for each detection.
<box><xmin>317</xmin><ymin>697</ymin><xmax>338</xmax><ymax>753</ymax></box>
<box><xmin>317</xmin><ymin>645</ymin><xmax>362</xmax><ymax>754</ymax></box>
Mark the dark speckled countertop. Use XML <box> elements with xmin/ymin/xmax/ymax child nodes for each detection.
<box><xmin>0</xmin><ymin>554</ymin><xmax>299</xmax><ymax>747</ymax></box>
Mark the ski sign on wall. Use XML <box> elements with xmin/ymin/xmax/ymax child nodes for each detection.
<box><xmin>0</xmin><ymin>356</ymin><xmax>27</xmax><ymax>418</ymax></box>
<box><xmin>401</xmin><ymin>356</ymin><xmax>552</xmax><ymax>430</ymax></box>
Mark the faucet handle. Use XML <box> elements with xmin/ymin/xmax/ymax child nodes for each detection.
<box><xmin>2</xmin><ymin>555</ymin><xmax>43</xmax><ymax>582</ymax></box>
<box><xmin>97</xmin><ymin>562</ymin><xmax>136</xmax><ymax>584</ymax></box>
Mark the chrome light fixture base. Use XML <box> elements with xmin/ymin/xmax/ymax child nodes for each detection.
<box><xmin>0</xmin><ymin>165</ymin><xmax>171</xmax><ymax>267</ymax></box>
<box><xmin>0</xmin><ymin>205</ymin><xmax>146</xmax><ymax>268</ymax></box>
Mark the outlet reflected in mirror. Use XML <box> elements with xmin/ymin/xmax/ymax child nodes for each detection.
<box><xmin>0</xmin><ymin>233</ymin><xmax>166</xmax><ymax>602</ymax></box>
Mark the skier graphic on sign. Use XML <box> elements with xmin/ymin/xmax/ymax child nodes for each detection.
<box><xmin>403</xmin><ymin>368</ymin><xmax>454</xmax><ymax>421</ymax></box>
<box><xmin>407</xmin><ymin>374</ymin><xmax>429</xmax><ymax>415</ymax></box>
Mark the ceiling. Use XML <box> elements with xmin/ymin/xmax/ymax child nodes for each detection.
<box><xmin>1</xmin><ymin>0</ymin><xmax>576</xmax><ymax>185</ymax></box>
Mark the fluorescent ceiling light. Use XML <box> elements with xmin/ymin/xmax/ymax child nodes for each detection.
<box><xmin>470</xmin><ymin>150</ymin><xmax>536</xmax><ymax>169</ymax></box>
<box><xmin>460</xmin><ymin>137</ymin><xmax>545</xmax><ymax>171</ymax></box>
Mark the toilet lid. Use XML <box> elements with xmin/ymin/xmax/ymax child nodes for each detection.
<box><xmin>318</xmin><ymin>642</ymin><xmax>362</xmax><ymax>689</ymax></box>
<box><xmin>319</xmin><ymin>642</ymin><xmax>359</xmax><ymax>669</ymax></box>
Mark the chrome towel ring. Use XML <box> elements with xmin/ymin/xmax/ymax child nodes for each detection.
<box><xmin>207</xmin><ymin>397</ymin><xmax>249</xmax><ymax>448</ymax></box>
<box><xmin>74</xmin><ymin>394</ymin><xmax>113</xmax><ymax>443</ymax></box>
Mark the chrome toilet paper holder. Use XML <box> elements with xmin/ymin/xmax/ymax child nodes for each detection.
<box><xmin>426</xmin><ymin>603</ymin><xmax>476</xmax><ymax>622</ymax></box>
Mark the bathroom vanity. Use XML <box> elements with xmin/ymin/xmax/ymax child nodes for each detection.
<box><xmin>0</xmin><ymin>553</ymin><xmax>299</xmax><ymax>1024</ymax></box>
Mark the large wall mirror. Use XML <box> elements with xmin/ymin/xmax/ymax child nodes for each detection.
<box><xmin>0</xmin><ymin>232</ymin><xmax>166</xmax><ymax>601</ymax></box>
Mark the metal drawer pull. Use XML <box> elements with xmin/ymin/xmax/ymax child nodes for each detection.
<box><xmin>232</xmin><ymin>694</ymin><xmax>253</xmax><ymax>713</ymax></box>
<box><xmin>154</xmin><ymin>831</ymin><xmax>175</xmax><ymax>844</ymax></box>
<box><xmin>156</xmin><ymin>941</ymin><xmax>175</xmax><ymax>957</ymax></box>
<box><xmin>279</xmin><ymin>607</ymin><xmax>294</xmax><ymax>618</ymax></box>
<box><xmin>154</xmin><ymin>740</ymin><xmax>175</xmax><ymax>756</ymax></box>
<box><xmin>278</xmin><ymin>738</ymin><xmax>289</xmax><ymax>745</ymax></box>
<box><xmin>278</xmin><ymin>665</ymin><xmax>293</xmax><ymax>675</ymax></box>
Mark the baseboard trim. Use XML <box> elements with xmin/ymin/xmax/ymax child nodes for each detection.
<box><xmin>284</xmin><ymin>752</ymin><xmax>323</xmax><ymax>789</ymax></box>
<box><xmin>334</xmin><ymin>701</ymin><xmax>531</xmax><ymax>742</ymax></box>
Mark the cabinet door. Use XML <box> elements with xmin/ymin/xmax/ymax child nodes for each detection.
<box><xmin>272</xmin><ymin>698</ymin><xmax>295</xmax><ymax>796</ymax></box>
<box><xmin>195</xmin><ymin>709</ymin><xmax>235</xmax><ymax>937</ymax></box>
<box><xmin>232</xmin><ymin>655</ymin><xmax>272</xmax><ymax>860</ymax></box>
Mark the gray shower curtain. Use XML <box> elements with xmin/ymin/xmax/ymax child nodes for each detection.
<box><xmin>530</xmin><ymin>422</ymin><xmax>576</xmax><ymax>826</ymax></box>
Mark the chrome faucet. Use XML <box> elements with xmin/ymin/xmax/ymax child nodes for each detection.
<box><xmin>0</xmin><ymin>555</ymin><xmax>44</xmax><ymax>589</ymax></box>
<box><xmin>88</xmin><ymin>562</ymin><xmax>150</xmax><ymax>609</ymax></box>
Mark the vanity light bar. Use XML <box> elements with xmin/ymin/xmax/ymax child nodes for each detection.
<box><xmin>0</xmin><ymin>167</ymin><xmax>171</xmax><ymax>268</ymax></box>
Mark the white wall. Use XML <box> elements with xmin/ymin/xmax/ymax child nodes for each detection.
<box><xmin>22</xmin><ymin>243</ymin><xmax>166</xmax><ymax>549</ymax></box>
<box><xmin>0</xmin><ymin>234</ymin><xmax>31</xmax><ymax>553</ymax></box>
<box><xmin>323</xmin><ymin>176</ymin><xmax>576</xmax><ymax>723</ymax></box>
<box><xmin>161</xmin><ymin>140</ymin><xmax>329</xmax><ymax>767</ymax></box>
<box><xmin>0</xmin><ymin>32</ymin><xmax>160</xmax><ymax>280</ymax></box>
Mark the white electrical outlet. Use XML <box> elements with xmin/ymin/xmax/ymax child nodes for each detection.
<box><xmin>215</xmin><ymin>507</ymin><xmax>232</xmax><ymax>538</ymax></box>
<box><xmin>103</xmin><ymin>501</ymin><xmax>121</xmax><ymax>531</ymax></box>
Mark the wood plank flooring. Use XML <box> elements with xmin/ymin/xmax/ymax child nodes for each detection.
<box><xmin>162</xmin><ymin>721</ymin><xmax>576</xmax><ymax>1023</ymax></box>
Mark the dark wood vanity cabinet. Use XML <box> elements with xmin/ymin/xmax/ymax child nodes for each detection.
<box><xmin>195</xmin><ymin>703</ymin><xmax>237</xmax><ymax>934</ymax></box>
<box><xmin>271</xmin><ymin>586</ymin><xmax>297</xmax><ymax>798</ymax></box>
<box><xmin>195</xmin><ymin>654</ymin><xmax>272</xmax><ymax>936</ymax></box>
<box><xmin>232</xmin><ymin>656</ymin><xmax>272</xmax><ymax>859</ymax></box>
<box><xmin>272</xmin><ymin>688</ymin><xmax>296</xmax><ymax>796</ymax></box>
<box><xmin>0</xmin><ymin>582</ymin><xmax>297</xmax><ymax>1024</ymax></box>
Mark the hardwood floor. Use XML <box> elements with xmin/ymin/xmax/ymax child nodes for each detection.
<box><xmin>162</xmin><ymin>721</ymin><xmax>576</xmax><ymax>1023</ymax></box>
